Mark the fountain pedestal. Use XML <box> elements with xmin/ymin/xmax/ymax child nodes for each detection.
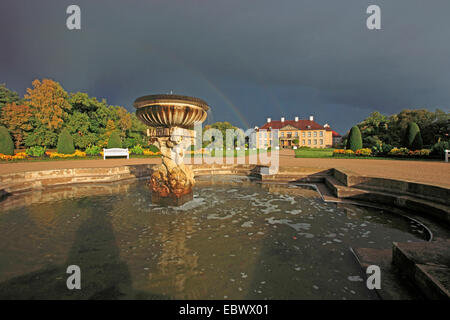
<box><xmin>133</xmin><ymin>94</ymin><xmax>209</xmax><ymax>206</ymax></box>
<box><xmin>148</xmin><ymin>134</ymin><xmax>195</xmax><ymax>206</ymax></box>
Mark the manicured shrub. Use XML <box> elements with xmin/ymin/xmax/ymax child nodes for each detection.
<box><xmin>57</xmin><ymin>128</ymin><xmax>75</xmax><ymax>154</ymax></box>
<box><xmin>25</xmin><ymin>146</ymin><xmax>46</xmax><ymax>157</ymax></box>
<box><xmin>107</xmin><ymin>131</ymin><xmax>122</xmax><ymax>148</ymax></box>
<box><xmin>0</xmin><ymin>126</ymin><xmax>14</xmax><ymax>156</ymax></box>
<box><xmin>346</xmin><ymin>126</ymin><xmax>363</xmax><ymax>151</ymax></box>
<box><xmin>404</xmin><ymin>122</ymin><xmax>423</xmax><ymax>150</ymax></box>
<box><xmin>85</xmin><ymin>145</ymin><xmax>101</xmax><ymax>156</ymax></box>
<box><xmin>130</xmin><ymin>144</ymin><xmax>144</xmax><ymax>155</ymax></box>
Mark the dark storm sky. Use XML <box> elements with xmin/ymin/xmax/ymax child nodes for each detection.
<box><xmin>1</xmin><ymin>0</ymin><xmax>449</xmax><ymax>134</ymax></box>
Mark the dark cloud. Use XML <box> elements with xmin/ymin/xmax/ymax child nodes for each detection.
<box><xmin>1</xmin><ymin>0</ymin><xmax>449</xmax><ymax>134</ymax></box>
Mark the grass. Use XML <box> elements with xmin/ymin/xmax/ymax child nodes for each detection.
<box><xmin>294</xmin><ymin>148</ymin><xmax>334</xmax><ymax>158</ymax></box>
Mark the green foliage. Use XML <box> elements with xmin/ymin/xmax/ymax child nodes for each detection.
<box><xmin>371</xmin><ymin>141</ymin><xmax>393</xmax><ymax>155</ymax></box>
<box><xmin>0</xmin><ymin>126</ymin><xmax>14</xmax><ymax>155</ymax></box>
<box><xmin>130</xmin><ymin>144</ymin><xmax>144</xmax><ymax>155</ymax></box>
<box><xmin>147</xmin><ymin>145</ymin><xmax>160</xmax><ymax>153</ymax></box>
<box><xmin>346</xmin><ymin>126</ymin><xmax>363</xmax><ymax>151</ymax></box>
<box><xmin>84</xmin><ymin>145</ymin><xmax>101</xmax><ymax>156</ymax></box>
<box><xmin>203</xmin><ymin>121</ymin><xmax>244</xmax><ymax>148</ymax></box>
<box><xmin>107</xmin><ymin>131</ymin><xmax>122</xmax><ymax>148</ymax></box>
<box><xmin>292</xmin><ymin>138</ymin><xmax>299</xmax><ymax>145</ymax></box>
<box><xmin>431</xmin><ymin>141</ymin><xmax>450</xmax><ymax>158</ymax></box>
<box><xmin>24</xmin><ymin>122</ymin><xmax>58</xmax><ymax>148</ymax></box>
<box><xmin>0</xmin><ymin>84</ymin><xmax>21</xmax><ymax>116</ymax></box>
<box><xmin>404</xmin><ymin>122</ymin><xmax>423</xmax><ymax>150</ymax></box>
<box><xmin>25</xmin><ymin>146</ymin><xmax>45</xmax><ymax>157</ymax></box>
<box><xmin>57</xmin><ymin>128</ymin><xmax>75</xmax><ymax>154</ymax></box>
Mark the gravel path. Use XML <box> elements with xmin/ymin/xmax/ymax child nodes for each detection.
<box><xmin>0</xmin><ymin>150</ymin><xmax>448</xmax><ymax>187</ymax></box>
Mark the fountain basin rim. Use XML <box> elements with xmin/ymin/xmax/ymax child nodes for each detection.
<box><xmin>134</xmin><ymin>94</ymin><xmax>210</xmax><ymax>112</ymax></box>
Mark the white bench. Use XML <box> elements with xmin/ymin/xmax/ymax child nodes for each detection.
<box><xmin>103</xmin><ymin>148</ymin><xmax>129</xmax><ymax>160</ymax></box>
<box><xmin>445</xmin><ymin>149</ymin><xmax>449</xmax><ymax>163</ymax></box>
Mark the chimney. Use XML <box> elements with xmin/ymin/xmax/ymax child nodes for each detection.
<box><xmin>295</xmin><ymin>116</ymin><xmax>299</xmax><ymax>122</ymax></box>
<box><xmin>324</xmin><ymin>123</ymin><xmax>330</xmax><ymax>128</ymax></box>
<box><xmin>267</xmin><ymin>117</ymin><xmax>271</xmax><ymax>123</ymax></box>
<box><xmin>309</xmin><ymin>115</ymin><xmax>314</xmax><ymax>121</ymax></box>
<box><xmin>281</xmin><ymin>117</ymin><xmax>285</xmax><ymax>122</ymax></box>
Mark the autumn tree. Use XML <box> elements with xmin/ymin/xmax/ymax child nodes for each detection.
<box><xmin>25</xmin><ymin>79</ymin><xmax>71</xmax><ymax>129</ymax></box>
<box><xmin>1</xmin><ymin>102</ymin><xmax>33</xmax><ymax>148</ymax></box>
<box><xmin>23</xmin><ymin>79</ymin><xmax>71</xmax><ymax>147</ymax></box>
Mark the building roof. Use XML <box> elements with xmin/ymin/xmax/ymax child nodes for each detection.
<box><xmin>260</xmin><ymin>120</ymin><xmax>324</xmax><ymax>130</ymax></box>
<box><xmin>331</xmin><ymin>130</ymin><xmax>341</xmax><ymax>137</ymax></box>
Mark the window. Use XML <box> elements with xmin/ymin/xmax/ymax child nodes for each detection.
<box><xmin>302</xmin><ymin>140</ymin><xmax>305</xmax><ymax>145</ymax></box>
<box><xmin>281</xmin><ymin>132</ymin><xmax>285</xmax><ymax>137</ymax></box>
<box><xmin>320</xmin><ymin>139</ymin><xmax>323</xmax><ymax>145</ymax></box>
<box><xmin>314</xmin><ymin>139</ymin><xmax>317</xmax><ymax>145</ymax></box>
<box><xmin>302</xmin><ymin>132</ymin><xmax>305</xmax><ymax>137</ymax></box>
<box><xmin>308</xmin><ymin>139</ymin><xmax>311</xmax><ymax>145</ymax></box>
<box><xmin>319</xmin><ymin>131</ymin><xmax>323</xmax><ymax>137</ymax></box>
<box><xmin>308</xmin><ymin>132</ymin><xmax>311</xmax><ymax>137</ymax></box>
<box><xmin>314</xmin><ymin>131</ymin><xmax>317</xmax><ymax>137</ymax></box>
<box><xmin>295</xmin><ymin>132</ymin><xmax>299</xmax><ymax>137</ymax></box>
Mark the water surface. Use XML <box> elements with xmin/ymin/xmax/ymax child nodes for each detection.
<box><xmin>0</xmin><ymin>176</ymin><xmax>427</xmax><ymax>299</ymax></box>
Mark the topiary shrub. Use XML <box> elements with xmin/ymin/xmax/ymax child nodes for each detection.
<box><xmin>346</xmin><ymin>126</ymin><xmax>363</xmax><ymax>151</ymax></box>
<box><xmin>0</xmin><ymin>126</ymin><xmax>15</xmax><ymax>156</ymax></box>
<box><xmin>57</xmin><ymin>128</ymin><xmax>75</xmax><ymax>154</ymax></box>
<box><xmin>107</xmin><ymin>131</ymin><xmax>122</xmax><ymax>148</ymax></box>
<box><xmin>404</xmin><ymin>122</ymin><xmax>423</xmax><ymax>150</ymax></box>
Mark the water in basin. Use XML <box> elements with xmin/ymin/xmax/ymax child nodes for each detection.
<box><xmin>0</xmin><ymin>176</ymin><xmax>427</xmax><ymax>299</ymax></box>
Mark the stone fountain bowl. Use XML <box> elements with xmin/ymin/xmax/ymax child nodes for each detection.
<box><xmin>134</xmin><ymin>94</ymin><xmax>209</xmax><ymax>129</ymax></box>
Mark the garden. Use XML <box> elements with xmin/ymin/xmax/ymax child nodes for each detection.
<box><xmin>295</xmin><ymin>110</ymin><xmax>449</xmax><ymax>161</ymax></box>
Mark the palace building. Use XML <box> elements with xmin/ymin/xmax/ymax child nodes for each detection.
<box><xmin>255</xmin><ymin>116</ymin><xmax>341</xmax><ymax>149</ymax></box>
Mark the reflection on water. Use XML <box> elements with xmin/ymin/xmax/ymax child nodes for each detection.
<box><xmin>0</xmin><ymin>176</ymin><xmax>427</xmax><ymax>299</ymax></box>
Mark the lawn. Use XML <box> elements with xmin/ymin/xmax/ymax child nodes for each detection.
<box><xmin>294</xmin><ymin>148</ymin><xmax>334</xmax><ymax>158</ymax></box>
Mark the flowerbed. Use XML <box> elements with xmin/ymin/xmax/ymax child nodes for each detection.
<box><xmin>0</xmin><ymin>152</ymin><xmax>28</xmax><ymax>161</ymax></box>
<box><xmin>333</xmin><ymin>148</ymin><xmax>372</xmax><ymax>157</ymax></box>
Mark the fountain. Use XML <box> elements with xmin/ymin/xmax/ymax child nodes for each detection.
<box><xmin>134</xmin><ymin>94</ymin><xmax>209</xmax><ymax>206</ymax></box>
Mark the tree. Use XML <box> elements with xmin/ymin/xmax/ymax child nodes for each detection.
<box><xmin>0</xmin><ymin>84</ymin><xmax>21</xmax><ymax>116</ymax></box>
<box><xmin>107</xmin><ymin>131</ymin><xmax>122</xmax><ymax>148</ymax></box>
<box><xmin>65</xmin><ymin>111</ymin><xmax>97</xmax><ymax>149</ymax></box>
<box><xmin>404</xmin><ymin>122</ymin><xmax>423</xmax><ymax>150</ymax></box>
<box><xmin>0</xmin><ymin>126</ymin><xmax>14</xmax><ymax>155</ymax></box>
<box><xmin>1</xmin><ymin>103</ymin><xmax>33</xmax><ymax>148</ymax></box>
<box><xmin>25</xmin><ymin>79</ymin><xmax>71</xmax><ymax>130</ymax></box>
<box><xmin>23</xmin><ymin>79</ymin><xmax>72</xmax><ymax>148</ymax></box>
<box><xmin>203</xmin><ymin>121</ymin><xmax>243</xmax><ymax>148</ymax></box>
<box><xmin>115</xmin><ymin>106</ymin><xmax>132</xmax><ymax>133</ymax></box>
<box><xmin>57</xmin><ymin>128</ymin><xmax>75</xmax><ymax>154</ymax></box>
<box><xmin>346</xmin><ymin>126</ymin><xmax>363</xmax><ymax>151</ymax></box>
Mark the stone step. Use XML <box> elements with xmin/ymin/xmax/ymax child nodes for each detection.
<box><xmin>392</xmin><ymin>240</ymin><xmax>450</xmax><ymax>300</ymax></box>
<box><xmin>325</xmin><ymin>176</ymin><xmax>369</xmax><ymax>198</ymax></box>
<box><xmin>351</xmin><ymin>247</ymin><xmax>421</xmax><ymax>300</ymax></box>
